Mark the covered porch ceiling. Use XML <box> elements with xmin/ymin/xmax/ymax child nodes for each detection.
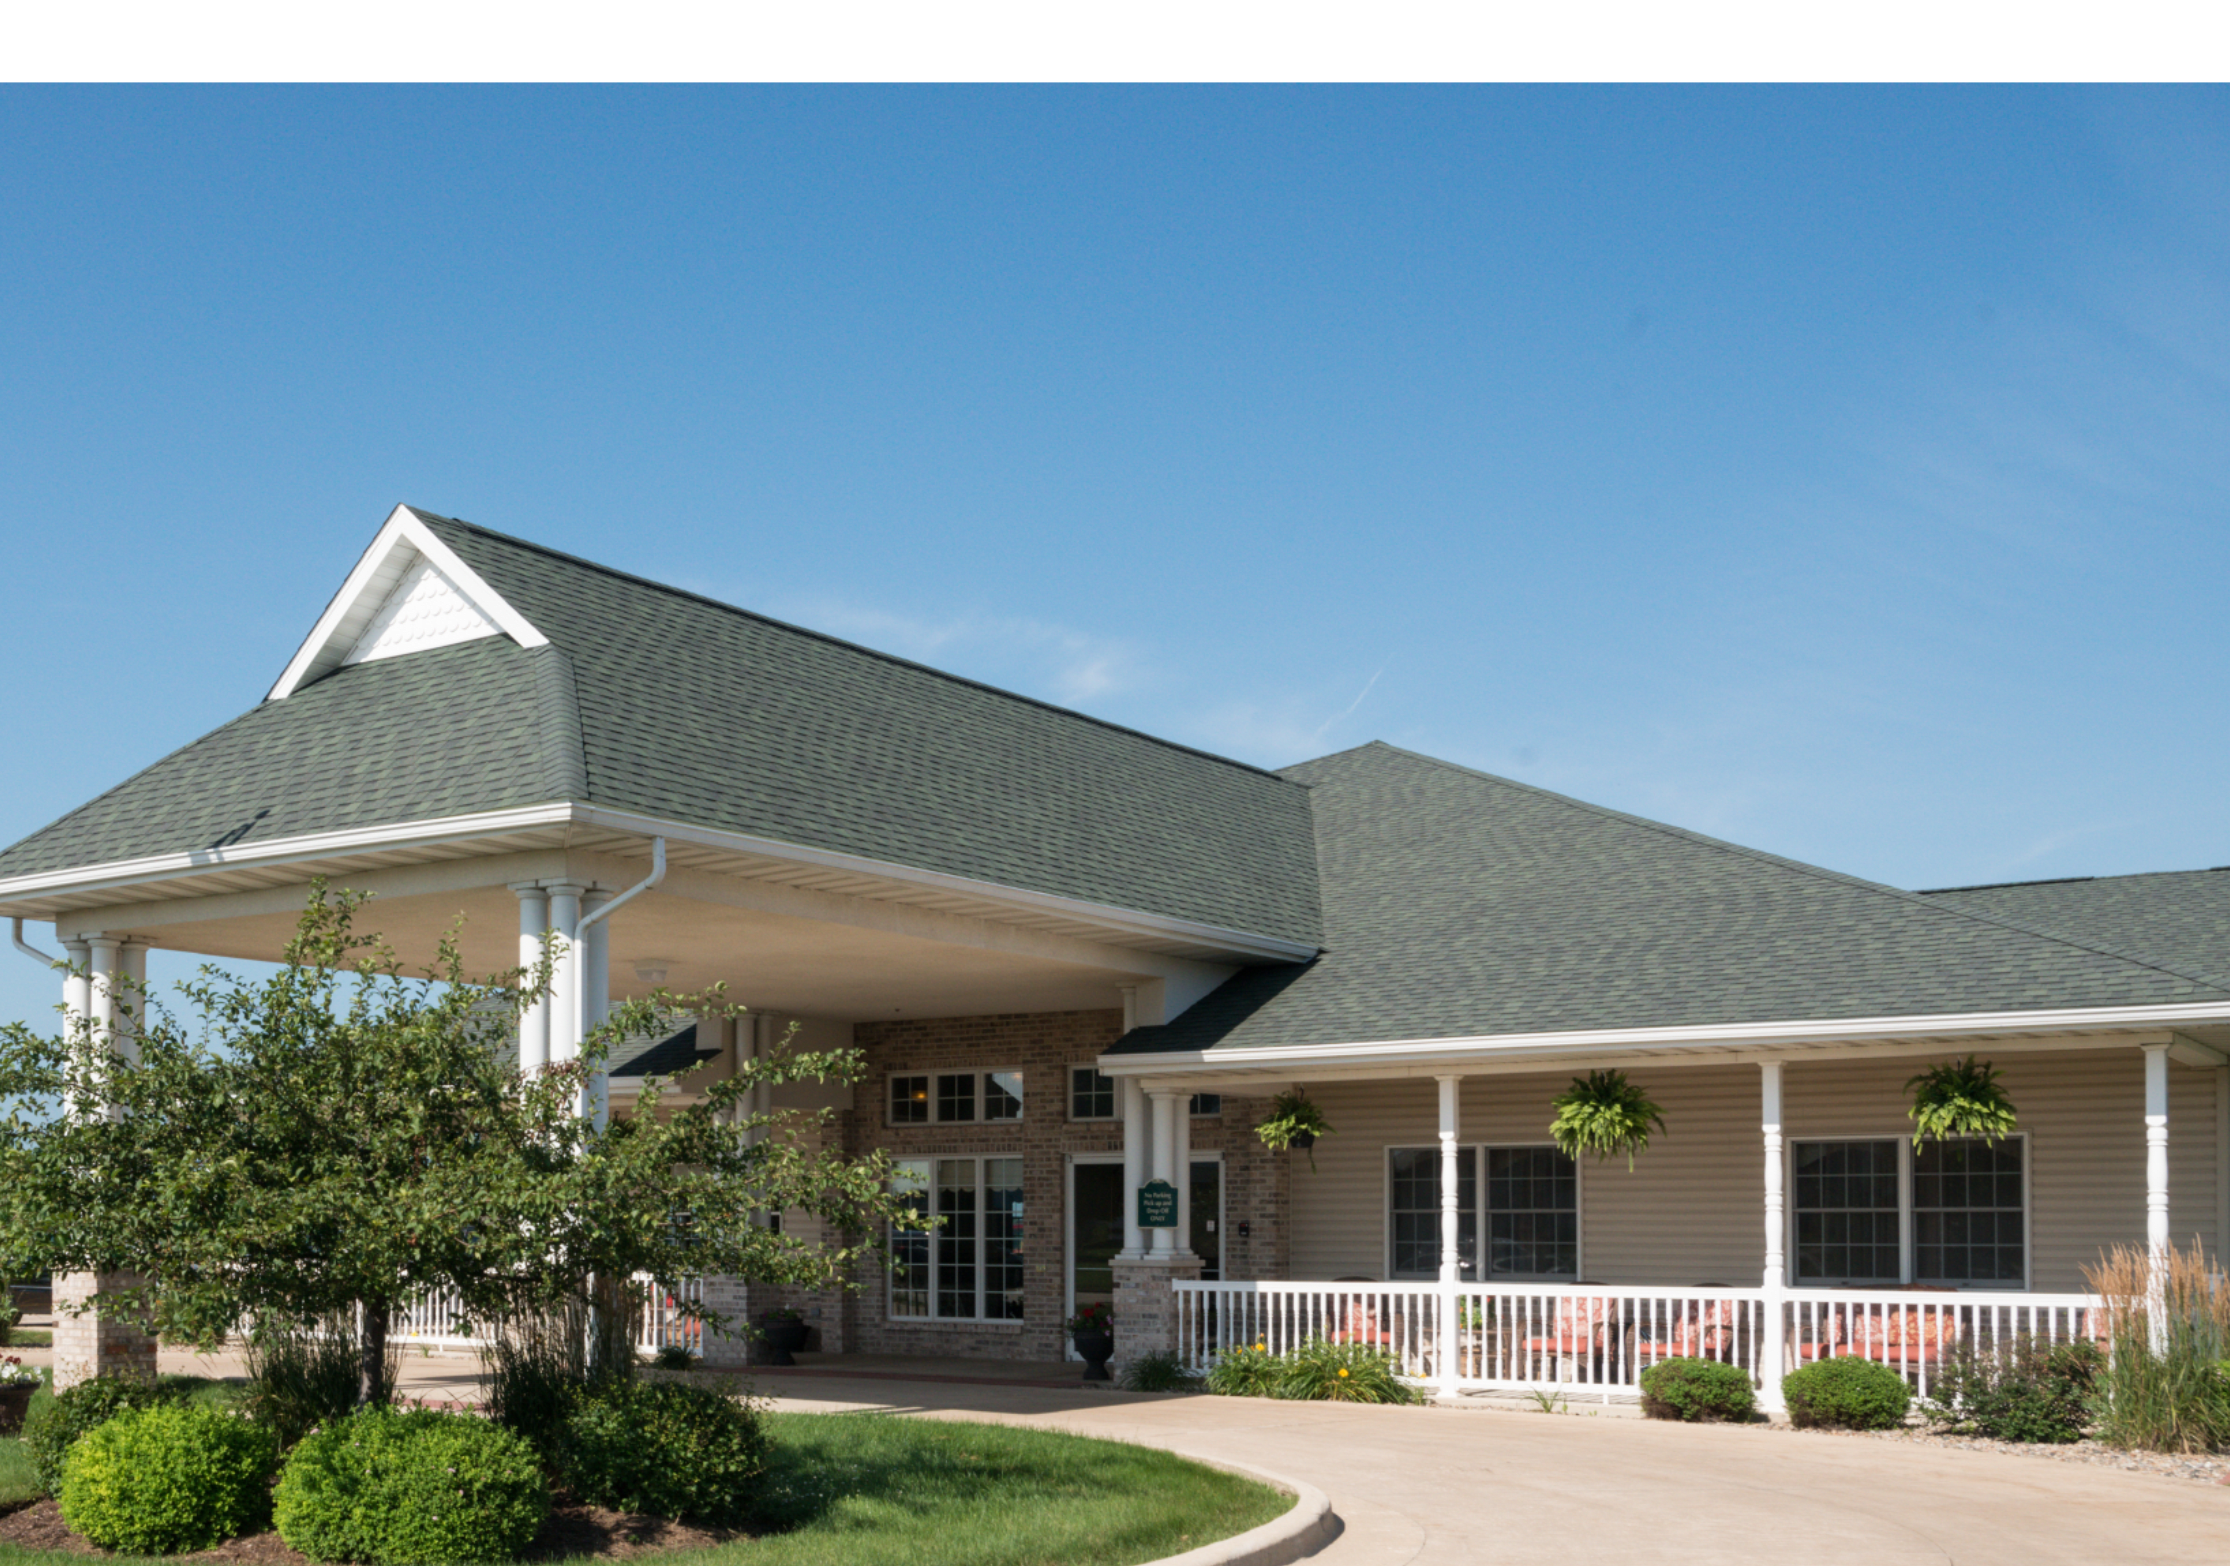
<box><xmin>41</xmin><ymin>845</ymin><xmax>1238</xmax><ymax>1024</ymax></box>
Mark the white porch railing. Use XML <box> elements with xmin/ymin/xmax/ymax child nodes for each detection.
<box><xmin>387</xmin><ymin>1275</ymin><xmax>706</xmax><ymax>1357</ymax></box>
<box><xmin>1173</xmin><ymin>1279</ymin><xmax>2099</xmax><ymax>1403</ymax></box>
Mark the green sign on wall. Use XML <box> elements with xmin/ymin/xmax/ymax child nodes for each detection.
<box><xmin>1136</xmin><ymin>1178</ymin><xmax>1178</xmax><ymax>1229</ymax></box>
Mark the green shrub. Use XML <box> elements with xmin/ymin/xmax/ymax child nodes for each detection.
<box><xmin>1204</xmin><ymin>1343</ymin><xmax>1282</xmax><ymax>1398</ymax></box>
<box><xmin>244</xmin><ymin>1315</ymin><xmax>393</xmax><ymax>1451</ymax></box>
<box><xmin>482</xmin><ymin>1300</ymin><xmax>615</xmax><ymax>1465</ymax></box>
<box><xmin>1118</xmin><ymin>1351</ymin><xmax>1202</xmax><ymax>1393</ymax></box>
<box><xmin>275</xmin><ymin>1405</ymin><xmax>548</xmax><ymax>1565</ymax></box>
<box><xmin>1922</xmin><ymin>1337</ymin><xmax>2101</xmax><ymax>1444</ymax></box>
<box><xmin>1639</xmin><ymin>1357</ymin><xmax>1757</xmax><ymax>1422</ymax></box>
<box><xmin>650</xmin><ymin>1344</ymin><xmax>695</xmax><ymax>1372</ymax></box>
<box><xmin>0</xmin><ymin>1285</ymin><xmax>20</xmax><ymax>1347</ymax></box>
<box><xmin>560</xmin><ymin>1380</ymin><xmax>768</xmax><ymax>1526</ymax></box>
<box><xmin>58</xmin><ymin>1402</ymin><xmax>277</xmax><ymax>1554</ymax></box>
<box><xmin>1782</xmin><ymin>1356</ymin><xmax>1912</xmax><ymax>1430</ymax></box>
<box><xmin>1273</xmin><ymin>1338</ymin><xmax>1424</xmax><ymax>1404</ymax></box>
<box><xmin>22</xmin><ymin>1374</ymin><xmax>195</xmax><ymax>1497</ymax></box>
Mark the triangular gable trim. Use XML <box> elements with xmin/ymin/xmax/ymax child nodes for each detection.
<box><xmin>267</xmin><ymin>505</ymin><xmax>549</xmax><ymax>700</ymax></box>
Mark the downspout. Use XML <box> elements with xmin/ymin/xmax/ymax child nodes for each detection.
<box><xmin>572</xmin><ymin>837</ymin><xmax>666</xmax><ymax>1128</ymax></box>
<box><xmin>11</xmin><ymin>918</ymin><xmax>60</xmax><ymax>967</ymax></box>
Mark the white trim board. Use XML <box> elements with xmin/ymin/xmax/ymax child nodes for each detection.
<box><xmin>268</xmin><ymin>505</ymin><xmax>547</xmax><ymax>700</ymax></box>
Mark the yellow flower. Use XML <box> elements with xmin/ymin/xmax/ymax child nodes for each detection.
<box><xmin>1338</xmin><ymin>1368</ymin><xmax>1350</xmax><ymax>1378</ymax></box>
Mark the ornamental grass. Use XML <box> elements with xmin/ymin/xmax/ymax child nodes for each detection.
<box><xmin>2084</xmin><ymin>1239</ymin><xmax>2230</xmax><ymax>1453</ymax></box>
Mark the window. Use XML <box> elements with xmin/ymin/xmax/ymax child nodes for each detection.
<box><xmin>1916</xmin><ymin>1138</ymin><xmax>2025</xmax><ymax>1285</ymax></box>
<box><xmin>1792</xmin><ymin>1137</ymin><xmax>2028</xmax><ymax>1288</ymax></box>
<box><xmin>1391</xmin><ymin>1147</ymin><xmax>1476</xmax><ymax>1278</ymax></box>
<box><xmin>1189</xmin><ymin>1093</ymin><xmax>1222</xmax><ymax>1117</ymax></box>
<box><xmin>1071</xmin><ymin>1067</ymin><xmax>1116</xmax><ymax>1120</ymax></box>
<box><xmin>887</xmin><ymin>1070</ymin><xmax>1023</xmax><ymax>1125</ymax></box>
<box><xmin>1388</xmin><ymin>1146</ymin><xmax>1576</xmax><ymax>1280</ymax></box>
<box><xmin>889</xmin><ymin>1156</ymin><xmax>1025</xmax><ymax>1320</ymax></box>
<box><xmin>1794</xmin><ymin>1139</ymin><xmax>1900</xmax><ymax>1285</ymax></box>
<box><xmin>890</xmin><ymin>1075</ymin><xmax>930</xmax><ymax>1124</ymax></box>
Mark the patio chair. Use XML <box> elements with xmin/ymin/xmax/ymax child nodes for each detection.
<box><xmin>1633</xmin><ymin>1298</ymin><xmax>1739</xmax><ymax>1363</ymax></box>
<box><xmin>1523</xmin><ymin>1294</ymin><xmax>1611</xmax><ymax>1379</ymax></box>
<box><xmin>1330</xmin><ymin>1296</ymin><xmax>1397</xmax><ymax>1349</ymax></box>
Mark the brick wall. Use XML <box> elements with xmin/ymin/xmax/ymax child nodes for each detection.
<box><xmin>818</xmin><ymin>1008</ymin><xmax>1290</xmax><ymax>1364</ymax></box>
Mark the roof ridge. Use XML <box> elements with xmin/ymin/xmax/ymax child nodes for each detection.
<box><xmin>408</xmin><ymin>508</ymin><xmax>1299</xmax><ymax>788</ymax></box>
<box><xmin>1921</xmin><ymin>866</ymin><xmax>2230</xmax><ymax>894</ymax></box>
<box><xmin>1338</xmin><ymin>742</ymin><xmax>2230</xmax><ymax>1002</ymax></box>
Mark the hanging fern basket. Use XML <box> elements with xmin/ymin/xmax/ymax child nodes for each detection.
<box><xmin>1255</xmin><ymin>1090</ymin><xmax>1335</xmax><ymax>1170</ymax></box>
<box><xmin>1906</xmin><ymin>1056</ymin><xmax>2018</xmax><ymax>1148</ymax></box>
<box><xmin>1549</xmin><ymin>1069</ymin><xmax>1667</xmax><ymax>1171</ymax></box>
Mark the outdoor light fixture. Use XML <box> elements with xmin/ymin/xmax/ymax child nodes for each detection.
<box><xmin>632</xmin><ymin>959</ymin><xmax>671</xmax><ymax>984</ymax></box>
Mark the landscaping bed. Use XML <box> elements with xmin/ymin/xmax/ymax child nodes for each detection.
<box><xmin>0</xmin><ymin>1411</ymin><xmax>1285</xmax><ymax>1566</ymax></box>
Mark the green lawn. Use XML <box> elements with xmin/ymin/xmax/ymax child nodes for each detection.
<box><xmin>0</xmin><ymin>1334</ymin><xmax>50</xmax><ymax>1350</ymax></box>
<box><xmin>0</xmin><ymin>1410</ymin><xmax>1286</xmax><ymax>1566</ymax></box>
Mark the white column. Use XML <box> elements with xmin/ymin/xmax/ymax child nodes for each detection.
<box><xmin>1120</xmin><ymin>1076</ymin><xmax>1147</xmax><ymax>1258</ymax></box>
<box><xmin>2145</xmin><ymin>1043</ymin><xmax>2171</xmax><ymax>1260</ymax></box>
<box><xmin>1437</xmin><ymin>1074</ymin><xmax>1462</xmax><ymax>1400</ymax></box>
<box><xmin>1175</xmin><ymin>1091</ymin><xmax>1194</xmax><ymax>1258</ymax></box>
<box><xmin>545</xmin><ymin>884</ymin><xmax>584</xmax><ymax>1066</ymax></box>
<box><xmin>1149</xmin><ymin>1090</ymin><xmax>1182</xmax><ymax>1256</ymax></box>
<box><xmin>115</xmin><ymin>941</ymin><xmax>148</xmax><ymax>1068</ymax></box>
<box><xmin>1759</xmin><ymin>1060</ymin><xmax>1788</xmax><ymax>1413</ymax></box>
<box><xmin>512</xmin><ymin>883</ymin><xmax>550</xmax><ymax>1073</ymax></box>
<box><xmin>85</xmin><ymin>935</ymin><xmax>119</xmax><ymax>1054</ymax></box>
<box><xmin>2215</xmin><ymin>1065</ymin><xmax>2228</xmax><ymax>1265</ymax></box>
<box><xmin>61</xmin><ymin>939</ymin><xmax>90</xmax><ymax>1114</ymax></box>
<box><xmin>581</xmin><ymin>890</ymin><xmax>612</xmax><ymax>1126</ymax></box>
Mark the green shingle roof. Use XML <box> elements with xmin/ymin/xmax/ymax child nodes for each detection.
<box><xmin>1922</xmin><ymin>871</ymin><xmax>2230</xmax><ymax>991</ymax></box>
<box><xmin>0</xmin><ymin>637</ymin><xmax>580</xmax><ymax>877</ymax></box>
<box><xmin>1109</xmin><ymin>743</ymin><xmax>2230</xmax><ymax>1056</ymax></box>
<box><xmin>0</xmin><ymin>510</ymin><xmax>1323</xmax><ymax>947</ymax></box>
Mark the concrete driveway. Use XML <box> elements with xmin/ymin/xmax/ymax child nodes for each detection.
<box><xmin>753</xmin><ymin>1369</ymin><xmax>2230</xmax><ymax>1566</ymax></box>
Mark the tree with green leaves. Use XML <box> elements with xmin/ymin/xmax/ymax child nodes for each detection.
<box><xmin>0</xmin><ymin>885</ymin><xmax>918</xmax><ymax>1405</ymax></box>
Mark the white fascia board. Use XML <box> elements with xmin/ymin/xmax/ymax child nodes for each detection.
<box><xmin>0</xmin><ymin>803</ymin><xmax>579</xmax><ymax>908</ymax></box>
<box><xmin>569</xmin><ymin>803</ymin><xmax>1322</xmax><ymax>964</ymax></box>
<box><xmin>1098</xmin><ymin>1001</ymin><xmax>2230</xmax><ymax>1078</ymax></box>
<box><xmin>0</xmin><ymin>800</ymin><xmax>1319</xmax><ymax>966</ymax></box>
<box><xmin>267</xmin><ymin>505</ymin><xmax>548</xmax><ymax>701</ymax></box>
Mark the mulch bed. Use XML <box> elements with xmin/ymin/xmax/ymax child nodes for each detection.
<box><xmin>0</xmin><ymin>1499</ymin><xmax>742</xmax><ymax>1561</ymax></box>
<box><xmin>1771</xmin><ymin>1422</ymin><xmax>2230</xmax><ymax>1485</ymax></box>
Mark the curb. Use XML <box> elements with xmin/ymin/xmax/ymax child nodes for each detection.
<box><xmin>1139</xmin><ymin>1455</ymin><xmax>1339</xmax><ymax>1566</ymax></box>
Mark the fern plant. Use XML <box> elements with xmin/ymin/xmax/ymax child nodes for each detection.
<box><xmin>1906</xmin><ymin>1055</ymin><xmax>2017</xmax><ymax>1147</ymax></box>
<box><xmin>1548</xmin><ymin>1069</ymin><xmax>1666</xmax><ymax>1170</ymax></box>
<box><xmin>1254</xmin><ymin>1090</ymin><xmax>1335</xmax><ymax>1169</ymax></box>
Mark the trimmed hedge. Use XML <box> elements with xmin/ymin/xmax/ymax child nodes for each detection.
<box><xmin>22</xmin><ymin>1374</ymin><xmax>196</xmax><ymax>1497</ymax></box>
<box><xmin>1639</xmin><ymin>1357</ymin><xmax>1756</xmax><ymax>1422</ymax></box>
<box><xmin>58</xmin><ymin>1402</ymin><xmax>277</xmax><ymax>1554</ymax></box>
<box><xmin>1783</xmin><ymin>1356</ymin><xmax>1912</xmax><ymax>1430</ymax></box>
<box><xmin>275</xmin><ymin>1405</ymin><xmax>548</xmax><ymax>1565</ymax></box>
<box><xmin>561</xmin><ymin>1381</ymin><xmax>768</xmax><ymax>1526</ymax></box>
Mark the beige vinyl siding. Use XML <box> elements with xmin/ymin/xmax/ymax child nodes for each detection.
<box><xmin>1290</xmin><ymin>1066</ymin><xmax>1760</xmax><ymax>1284</ymax></box>
<box><xmin>1286</xmin><ymin>1046</ymin><xmax>2218</xmax><ymax>1292</ymax></box>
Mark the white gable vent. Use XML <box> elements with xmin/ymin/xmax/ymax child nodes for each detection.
<box><xmin>341</xmin><ymin>553</ymin><xmax>504</xmax><ymax>666</ymax></box>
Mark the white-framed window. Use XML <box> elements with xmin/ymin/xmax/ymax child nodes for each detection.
<box><xmin>1388</xmin><ymin>1145</ymin><xmax>1578</xmax><ymax>1280</ymax></box>
<box><xmin>887</xmin><ymin>1070</ymin><xmax>1024</xmax><ymax>1126</ymax></box>
<box><xmin>1065</xmin><ymin>1068</ymin><xmax>1220</xmax><ymax>1121</ymax></box>
<box><xmin>1791</xmin><ymin>1136</ymin><xmax>2028</xmax><ymax>1288</ymax></box>
<box><xmin>888</xmin><ymin>1156</ymin><xmax>1026</xmax><ymax>1320</ymax></box>
<box><xmin>1070</xmin><ymin>1065</ymin><xmax>1115</xmax><ymax>1121</ymax></box>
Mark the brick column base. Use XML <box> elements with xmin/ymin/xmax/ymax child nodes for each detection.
<box><xmin>51</xmin><ymin>1272</ymin><xmax>157</xmax><ymax>1392</ymax></box>
<box><xmin>1110</xmin><ymin>1253</ymin><xmax>1201</xmax><ymax>1374</ymax></box>
<box><xmin>698</xmin><ymin>1275</ymin><xmax>753</xmax><ymax>1370</ymax></box>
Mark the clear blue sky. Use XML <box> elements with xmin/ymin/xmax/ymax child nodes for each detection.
<box><xmin>6</xmin><ymin>85</ymin><xmax>2230</xmax><ymax>1029</ymax></box>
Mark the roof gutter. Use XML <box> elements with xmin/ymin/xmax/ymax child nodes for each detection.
<box><xmin>10</xmin><ymin>917</ymin><xmax>59</xmax><ymax>968</ymax></box>
<box><xmin>572</xmin><ymin>837</ymin><xmax>665</xmax><ymax>1131</ymax></box>
<box><xmin>1098</xmin><ymin>997</ymin><xmax>2230</xmax><ymax>1077</ymax></box>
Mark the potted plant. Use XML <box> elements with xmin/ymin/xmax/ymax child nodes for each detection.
<box><xmin>1549</xmin><ymin>1069</ymin><xmax>1667</xmax><ymax>1169</ymax></box>
<box><xmin>757</xmin><ymin>1305</ymin><xmax>809</xmax><ymax>1366</ymax></box>
<box><xmin>1255</xmin><ymin>1090</ymin><xmax>1335</xmax><ymax>1169</ymax></box>
<box><xmin>1068</xmin><ymin>1303</ymin><xmax>1115</xmax><ymax>1382</ymax></box>
<box><xmin>1906</xmin><ymin>1056</ymin><xmax>2018</xmax><ymax>1145</ymax></box>
<box><xmin>0</xmin><ymin>1355</ymin><xmax>38</xmax><ymax>1435</ymax></box>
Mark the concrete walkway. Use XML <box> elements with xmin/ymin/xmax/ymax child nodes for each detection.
<box><xmin>750</xmin><ymin>1365</ymin><xmax>2230</xmax><ymax>1566</ymax></box>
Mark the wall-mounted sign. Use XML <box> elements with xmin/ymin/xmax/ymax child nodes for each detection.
<box><xmin>1136</xmin><ymin>1178</ymin><xmax>1178</xmax><ymax>1229</ymax></box>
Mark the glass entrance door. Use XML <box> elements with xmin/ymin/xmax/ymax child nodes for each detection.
<box><xmin>1190</xmin><ymin>1158</ymin><xmax>1221</xmax><ymax>1282</ymax></box>
<box><xmin>1070</xmin><ymin>1161</ymin><xmax>1123</xmax><ymax>1320</ymax></box>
